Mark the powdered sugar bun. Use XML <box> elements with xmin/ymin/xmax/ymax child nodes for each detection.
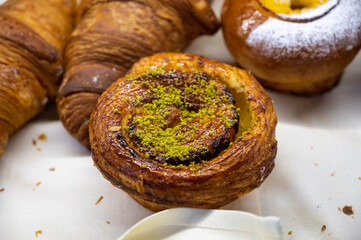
<box><xmin>222</xmin><ymin>0</ymin><xmax>361</xmax><ymax>94</ymax></box>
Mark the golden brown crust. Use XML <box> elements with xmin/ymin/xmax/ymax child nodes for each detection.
<box><xmin>57</xmin><ymin>0</ymin><xmax>220</xmax><ymax>148</ymax></box>
<box><xmin>0</xmin><ymin>0</ymin><xmax>76</xmax><ymax>97</ymax></box>
<box><xmin>0</xmin><ymin>0</ymin><xmax>76</xmax><ymax>157</ymax></box>
<box><xmin>0</xmin><ymin>63</ymin><xmax>47</xmax><ymax>157</ymax></box>
<box><xmin>57</xmin><ymin>92</ymin><xmax>100</xmax><ymax>148</ymax></box>
<box><xmin>222</xmin><ymin>0</ymin><xmax>361</xmax><ymax>95</ymax></box>
<box><xmin>89</xmin><ymin>53</ymin><xmax>277</xmax><ymax>211</ymax></box>
<box><xmin>0</xmin><ymin>120</ymin><xmax>8</xmax><ymax>157</ymax></box>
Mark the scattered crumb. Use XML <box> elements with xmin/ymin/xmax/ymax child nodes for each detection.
<box><xmin>330</xmin><ymin>171</ymin><xmax>336</xmax><ymax>177</ymax></box>
<box><xmin>36</xmin><ymin>147</ymin><xmax>42</xmax><ymax>151</ymax></box>
<box><xmin>321</xmin><ymin>225</ymin><xmax>326</xmax><ymax>232</ymax></box>
<box><xmin>95</xmin><ymin>196</ymin><xmax>104</xmax><ymax>205</ymax></box>
<box><xmin>338</xmin><ymin>207</ymin><xmax>342</xmax><ymax>212</ymax></box>
<box><xmin>106</xmin><ymin>221</ymin><xmax>110</xmax><ymax>224</ymax></box>
<box><xmin>314</xmin><ymin>162</ymin><xmax>319</xmax><ymax>167</ymax></box>
<box><xmin>358</xmin><ymin>177</ymin><xmax>361</xmax><ymax>180</ymax></box>
<box><xmin>35</xmin><ymin>230</ymin><xmax>42</xmax><ymax>237</ymax></box>
<box><xmin>342</xmin><ymin>206</ymin><xmax>354</xmax><ymax>216</ymax></box>
<box><xmin>32</xmin><ymin>139</ymin><xmax>37</xmax><ymax>146</ymax></box>
<box><xmin>36</xmin><ymin>182</ymin><xmax>42</xmax><ymax>187</ymax></box>
<box><xmin>49</xmin><ymin>168</ymin><xmax>55</xmax><ymax>171</ymax></box>
<box><xmin>310</xmin><ymin>146</ymin><xmax>314</xmax><ymax>150</ymax></box>
<box><xmin>38</xmin><ymin>133</ymin><xmax>47</xmax><ymax>141</ymax></box>
<box><xmin>288</xmin><ymin>231</ymin><xmax>293</xmax><ymax>235</ymax></box>
<box><xmin>352</xmin><ymin>216</ymin><xmax>355</xmax><ymax>219</ymax></box>
<box><xmin>0</xmin><ymin>188</ymin><xmax>4</xmax><ymax>192</ymax></box>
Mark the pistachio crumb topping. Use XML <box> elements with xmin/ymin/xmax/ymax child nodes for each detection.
<box><xmin>114</xmin><ymin>68</ymin><xmax>239</xmax><ymax>166</ymax></box>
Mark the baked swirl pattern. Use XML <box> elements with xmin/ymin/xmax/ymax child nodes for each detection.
<box><xmin>90</xmin><ymin>53</ymin><xmax>278</xmax><ymax>211</ymax></box>
<box><xmin>57</xmin><ymin>0</ymin><xmax>219</xmax><ymax>148</ymax></box>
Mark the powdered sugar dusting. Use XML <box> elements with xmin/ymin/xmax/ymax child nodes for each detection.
<box><xmin>246</xmin><ymin>0</ymin><xmax>361</xmax><ymax>62</ymax></box>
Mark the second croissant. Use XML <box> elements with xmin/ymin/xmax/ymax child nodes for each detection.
<box><xmin>57</xmin><ymin>0</ymin><xmax>220</xmax><ymax>148</ymax></box>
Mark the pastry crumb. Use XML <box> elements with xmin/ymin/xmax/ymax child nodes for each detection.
<box><xmin>338</xmin><ymin>207</ymin><xmax>341</xmax><ymax>212</ymax></box>
<box><xmin>330</xmin><ymin>171</ymin><xmax>336</xmax><ymax>176</ymax></box>
<box><xmin>95</xmin><ymin>196</ymin><xmax>104</xmax><ymax>205</ymax></box>
<box><xmin>310</xmin><ymin>146</ymin><xmax>314</xmax><ymax>150</ymax></box>
<box><xmin>342</xmin><ymin>206</ymin><xmax>354</xmax><ymax>216</ymax></box>
<box><xmin>321</xmin><ymin>225</ymin><xmax>326</xmax><ymax>232</ymax></box>
<box><xmin>36</xmin><ymin>147</ymin><xmax>42</xmax><ymax>151</ymax></box>
<box><xmin>288</xmin><ymin>230</ymin><xmax>292</xmax><ymax>235</ymax></box>
<box><xmin>49</xmin><ymin>168</ymin><xmax>55</xmax><ymax>171</ymax></box>
<box><xmin>358</xmin><ymin>177</ymin><xmax>361</xmax><ymax>180</ymax></box>
<box><xmin>35</xmin><ymin>230</ymin><xmax>42</xmax><ymax>237</ymax></box>
<box><xmin>38</xmin><ymin>133</ymin><xmax>47</xmax><ymax>141</ymax></box>
<box><xmin>106</xmin><ymin>221</ymin><xmax>110</xmax><ymax>224</ymax></box>
<box><xmin>36</xmin><ymin>181</ymin><xmax>42</xmax><ymax>187</ymax></box>
<box><xmin>314</xmin><ymin>162</ymin><xmax>319</xmax><ymax>167</ymax></box>
<box><xmin>0</xmin><ymin>188</ymin><xmax>4</xmax><ymax>192</ymax></box>
<box><xmin>32</xmin><ymin>139</ymin><xmax>37</xmax><ymax>146</ymax></box>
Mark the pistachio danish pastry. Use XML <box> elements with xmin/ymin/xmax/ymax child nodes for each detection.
<box><xmin>90</xmin><ymin>53</ymin><xmax>278</xmax><ymax>211</ymax></box>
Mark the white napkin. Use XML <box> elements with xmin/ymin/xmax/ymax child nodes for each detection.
<box><xmin>119</xmin><ymin>208</ymin><xmax>282</xmax><ymax>240</ymax></box>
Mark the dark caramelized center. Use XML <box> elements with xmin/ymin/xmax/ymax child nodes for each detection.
<box><xmin>113</xmin><ymin>68</ymin><xmax>239</xmax><ymax>166</ymax></box>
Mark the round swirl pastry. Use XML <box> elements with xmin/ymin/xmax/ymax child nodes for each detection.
<box><xmin>89</xmin><ymin>53</ymin><xmax>277</xmax><ymax>211</ymax></box>
<box><xmin>222</xmin><ymin>0</ymin><xmax>361</xmax><ymax>94</ymax></box>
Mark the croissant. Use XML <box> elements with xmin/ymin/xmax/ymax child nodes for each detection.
<box><xmin>0</xmin><ymin>0</ymin><xmax>76</xmax><ymax>157</ymax></box>
<box><xmin>57</xmin><ymin>0</ymin><xmax>220</xmax><ymax>148</ymax></box>
<box><xmin>90</xmin><ymin>53</ymin><xmax>278</xmax><ymax>211</ymax></box>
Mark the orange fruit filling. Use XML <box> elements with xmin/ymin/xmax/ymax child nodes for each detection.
<box><xmin>259</xmin><ymin>0</ymin><xmax>328</xmax><ymax>14</ymax></box>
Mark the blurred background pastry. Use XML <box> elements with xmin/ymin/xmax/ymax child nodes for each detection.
<box><xmin>222</xmin><ymin>0</ymin><xmax>361</xmax><ymax>95</ymax></box>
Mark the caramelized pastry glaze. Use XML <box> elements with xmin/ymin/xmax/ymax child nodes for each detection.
<box><xmin>90</xmin><ymin>53</ymin><xmax>278</xmax><ymax>211</ymax></box>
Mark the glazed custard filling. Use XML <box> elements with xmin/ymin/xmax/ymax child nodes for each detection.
<box><xmin>111</xmin><ymin>68</ymin><xmax>240</xmax><ymax>167</ymax></box>
<box><xmin>259</xmin><ymin>0</ymin><xmax>328</xmax><ymax>14</ymax></box>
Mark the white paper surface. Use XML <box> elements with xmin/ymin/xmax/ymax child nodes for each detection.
<box><xmin>1</xmin><ymin>0</ymin><xmax>361</xmax><ymax>239</ymax></box>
